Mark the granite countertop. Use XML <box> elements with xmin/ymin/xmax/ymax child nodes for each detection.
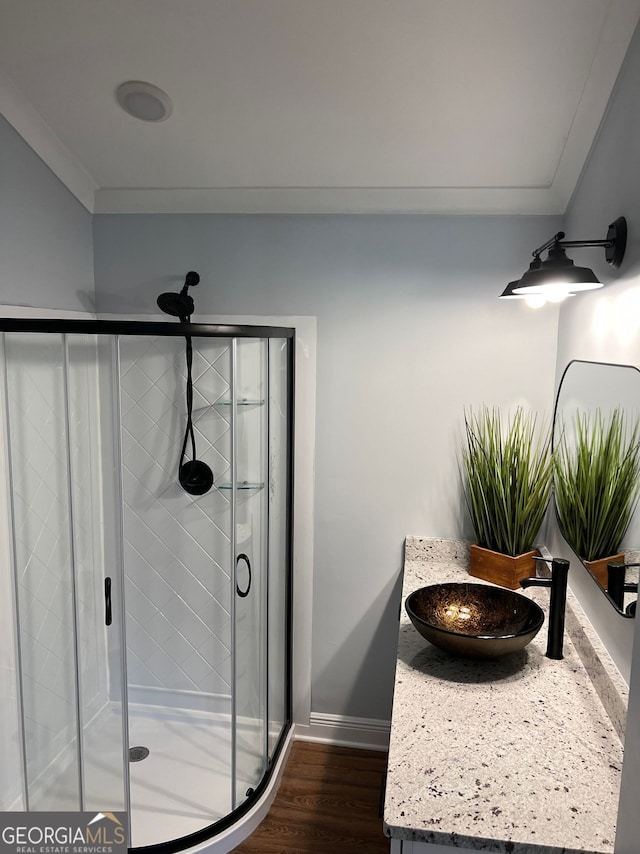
<box><xmin>383</xmin><ymin>537</ymin><xmax>627</xmax><ymax>854</ymax></box>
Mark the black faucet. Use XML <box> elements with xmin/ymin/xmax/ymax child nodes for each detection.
<box><xmin>606</xmin><ymin>561</ymin><xmax>639</xmax><ymax>614</ymax></box>
<box><xmin>520</xmin><ymin>556</ymin><xmax>570</xmax><ymax>660</ymax></box>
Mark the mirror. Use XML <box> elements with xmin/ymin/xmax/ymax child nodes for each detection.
<box><xmin>553</xmin><ymin>360</ymin><xmax>640</xmax><ymax>617</ymax></box>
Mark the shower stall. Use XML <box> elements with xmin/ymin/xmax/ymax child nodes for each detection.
<box><xmin>0</xmin><ymin>318</ymin><xmax>293</xmax><ymax>851</ymax></box>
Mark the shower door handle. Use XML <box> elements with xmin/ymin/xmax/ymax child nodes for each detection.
<box><xmin>105</xmin><ymin>577</ymin><xmax>112</xmax><ymax>626</ymax></box>
<box><xmin>236</xmin><ymin>554</ymin><xmax>252</xmax><ymax>598</ymax></box>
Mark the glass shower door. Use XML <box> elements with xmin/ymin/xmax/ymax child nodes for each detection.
<box><xmin>1</xmin><ymin>321</ymin><xmax>292</xmax><ymax>850</ymax></box>
<box><xmin>266</xmin><ymin>338</ymin><xmax>290</xmax><ymax>757</ymax></box>
<box><xmin>232</xmin><ymin>338</ymin><xmax>268</xmax><ymax>807</ymax></box>
<box><xmin>1</xmin><ymin>332</ymin><xmax>128</xmax><ymax>814</ymax></box>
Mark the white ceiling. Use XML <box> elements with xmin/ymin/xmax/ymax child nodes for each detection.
<box><xmin>0</xmin><ymin>0</ymin><xmax>638</xmax><ymax>214</ymax></box>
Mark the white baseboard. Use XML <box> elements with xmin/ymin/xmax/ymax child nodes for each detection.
<box><xmin>295</xmin><ymin>713</ymin><xmax>390</xmax><ymax>751</ymax></box>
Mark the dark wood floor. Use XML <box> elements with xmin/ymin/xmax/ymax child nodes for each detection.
<box><xmin>231</xmin><ymin>741</ymin><xmax>390</xmax><ymax>854</ymax></box>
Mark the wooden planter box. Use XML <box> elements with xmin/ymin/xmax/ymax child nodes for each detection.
<box><xmin>584</xmin><ymin>553</ymin><xmax>625</xmax><ymax>589</ymax></box>
<box><xmin>469</xmin><ymin>544</ymin><xmax>538</xmax><ymax>590</ymax></box>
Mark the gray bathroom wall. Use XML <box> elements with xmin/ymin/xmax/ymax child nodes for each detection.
<box><xmin>0</xmin><ymin>115</ymin><xmax>94</xmax><ymax>311</ymax></box>
<box><xmin>544</xmin><ymin>20</ymin><xmax>640</xmax><ymax>854</ymax></box>
<box><xmin>93</xmin><ymin>211</ymin><xmax>561</xmax><ymax>722</ymax></box>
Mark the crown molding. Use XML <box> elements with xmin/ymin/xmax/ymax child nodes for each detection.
<box><xmin>93</xmin><ymin>185</ymin><xmax>564</xmax><ymax>216</ymax></box>
<box><xmin>0</xmin><ymin>71</ymin><xmax>97</xmax><ymax>212</ymax></box>
<box><xmin>552</xmin><ymin>1</ymin><xmax>640</xmax><ymax>209</ymax></box>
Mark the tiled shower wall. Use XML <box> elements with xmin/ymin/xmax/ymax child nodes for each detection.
<box><xmin>119</xmin><ymin>337</ymin><xmax>234</xmax><ymax>707</ymax></box>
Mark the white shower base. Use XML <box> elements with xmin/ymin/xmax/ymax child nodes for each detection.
<box><xmin>128</xmin><ymin>704</ymin><xmax>240</xmax><ymax>848</ymax></box>
<box><xmin>25</xmin><ymin>702</ymin><xmax>264</xmax><ymax>850</ymax></box>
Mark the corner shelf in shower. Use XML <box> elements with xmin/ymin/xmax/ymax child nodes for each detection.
<box><xmin>214</xmin><ymin>399</ymin><xmax>265</xmax><ymax>407</ymax></box>
<box><xmin>216</xmin><ymin>481</ymin><xmax>265</xmax><ymax>490</ymax></box>
<box><xmin>192</xmin><ymin>399</ymin><xmax>264</xmax><ymax>417</ymax></box>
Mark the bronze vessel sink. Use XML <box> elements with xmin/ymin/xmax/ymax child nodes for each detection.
<box><xmin>405</xmin><ymin>582</ymin><xmax>544</xmax><ymax>658</ymax></box>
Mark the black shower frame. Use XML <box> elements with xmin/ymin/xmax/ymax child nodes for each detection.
<box><xmin>0</xmin><ymin>317</ymin><xmax>295</xmax><ymax>854</ymax></box>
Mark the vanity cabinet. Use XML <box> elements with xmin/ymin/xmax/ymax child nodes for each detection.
<box><xmin>384</xmin><ymin>537</ymin><xmax>626</xmax><ymax>854</ymax></box>
<box><xmin>391</xmin><ymin>841</ymin><xmax>478</xmax><ymax>853</ymax></box>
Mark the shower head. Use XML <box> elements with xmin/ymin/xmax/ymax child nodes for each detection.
<box><xmin>157</xmin><ymin>271</ymin><xmax>200</xmax><ymax>321</ymax></box>
<box><xmin>157</xmin><ymin>291</ymin><xmax>194</xmax><ymax>319</ymax></box>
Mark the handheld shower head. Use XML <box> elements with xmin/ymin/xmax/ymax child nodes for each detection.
<box><xmin>157</xmin><ymin>271</ymin><xmax>200</xmax><ymax>320</ymax></box>
<box><xmin>179</xmin><ymin>459</ymin><xmax>214</xmax><ymax>495</ymax></box>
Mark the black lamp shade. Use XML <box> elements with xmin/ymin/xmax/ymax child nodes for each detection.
<box><xmin>513</xmin><ymin>244</ymin><xmax>602</xmax><ymax>294</ymax></box>
<box><xmin>500</xmin><ymin>256</ymin><xmax>540</xmax><ymax>299</ymax></box>
<box><xmin>499</xmin><ymin>280</ymin><xmax>526</xmax><ymax>299</ymax></box>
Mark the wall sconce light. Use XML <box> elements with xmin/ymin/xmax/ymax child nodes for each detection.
<box><xmin>500</xmin><ymin>216</ymin><xmax>627</xmax><ymax>307</ymax></box>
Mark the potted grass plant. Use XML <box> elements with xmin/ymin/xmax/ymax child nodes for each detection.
<box><xmin>462</xmin><ymin>406</ymin><xmax>554</xmax><ymax>589</ymax></box>
<box><xmin>554</xmin><ymin>407</ymin><xmax>640</xmax><ymax>587</ymax></box>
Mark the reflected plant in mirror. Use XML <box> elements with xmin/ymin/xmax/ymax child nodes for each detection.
<box><xmin>553</xmin><ymin>360</ymin><xmax>640</xmax><ymax>615</ymax></box>
<box><xmin>554</xmin><ymin>408</ymin><xmax>640</xmax><ymax>582</ymax></box>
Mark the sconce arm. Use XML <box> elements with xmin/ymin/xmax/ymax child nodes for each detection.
<box><xmin>531</xmin><ymin>232</ymin><xmax>565</xmax><ymax>258</ymax></box>
<box><xmin>530</xmin><ymin>217</ymin><xmax>626</xmax><ymax>269</ymax></box>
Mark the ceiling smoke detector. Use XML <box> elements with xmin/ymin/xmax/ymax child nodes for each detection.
<box><xmin>116</xmin><ymin>81</ymin><xmax>173</xmax><ymax>122</ymax></box>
